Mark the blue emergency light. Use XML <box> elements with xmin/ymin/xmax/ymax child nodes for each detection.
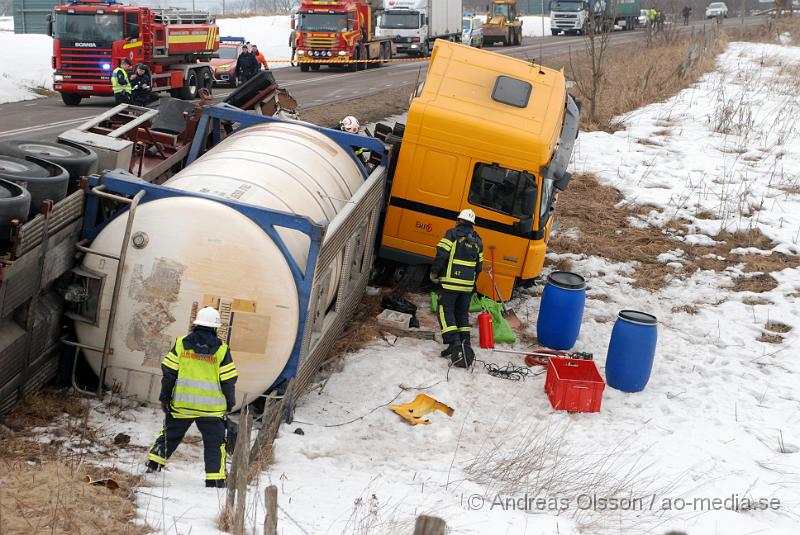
<box><xmin>220</xmin><ymin>36</ymin><xmax>246</xmax><ymax>44</ymax></box>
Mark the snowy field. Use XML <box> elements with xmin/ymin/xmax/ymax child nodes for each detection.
<box><xmin>49</xmin><ymin>38</ymin><xmax>799</xmax><ymax>535</ymax></box>
<box><xmin>0</xmin><ymin>17</ymin><xmax>53</xmax><ymax>104</ymax></box>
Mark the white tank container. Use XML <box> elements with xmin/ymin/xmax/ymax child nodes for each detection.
<box><xmin>75</xmin><ymin>122</ymin><xmax>363</xmax><ymax>404</ymax></box>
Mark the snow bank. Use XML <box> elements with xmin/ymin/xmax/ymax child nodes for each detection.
<box><xmin>0</xmin><ymin>16</ymin><xmax>13</xmax><ymax>32</ymax></box>
<box><xmin>216</xmin><ymin>16</ymin><xmax>292</xmax><ymax>69</ymax></box>
<box><xmin>0</xmin><ymin>27</ymin><xmax>53</xmax><ymax>104</ymax></box>
<box><xmin>520</xmin><ymin>15</ymin><xmax>551</xmax><ymax>37</ymax></box>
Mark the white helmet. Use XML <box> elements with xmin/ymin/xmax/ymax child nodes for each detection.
<box><xmin>340</xmin><ymin>115</ymin><xmax>360</xmax><ymax>133</ymax></box>
<box><xmin>457</xmin><ymin>208</ymin><xmax>476</xmax><ymax>224</ymax></box>
<box><xmin>193</xmin><ymin>307</ymin><xmax>222</xmax><ymax>328</ymax></box>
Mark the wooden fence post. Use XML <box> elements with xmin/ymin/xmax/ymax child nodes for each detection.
<box><xmin>231</xmin><ymin>406</ymin><xmax>252</xmax><ymax>535</ymax></box>
<box><xmin>413</xmin><ymin>515</ymin><xmax>446</xmax><ymax>535</ymax></box>
<box><xmin>264</xmin><ymin>485</ymin><xmax>278</xmax><ymax>535</ymax></box>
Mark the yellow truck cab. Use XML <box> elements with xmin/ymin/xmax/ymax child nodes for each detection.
<box><xmin>378</xmin><ymin>40</ymin><xmax>579</xmax><ymax>301</ymax></box>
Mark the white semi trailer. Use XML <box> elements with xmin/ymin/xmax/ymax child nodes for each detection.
<box><xmin>376</xmin><ymin>0</ymin><xmax>463</xmax><ymax>57</ymax></box>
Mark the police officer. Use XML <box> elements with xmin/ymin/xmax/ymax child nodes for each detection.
<box><xmin>146</xmin><ymin>307</ymin><xmax>238</xmax><ymax>488</ymax></box>
<box><xmin>235</xmin><ymin>45</ymin><xmax>259</xmax><ymax>83</ymax></box>
<box><xmin>430</xmin><ymin>209</ymin><xmax>484</xmax><ymax>368</ymax></box>
<box><xmin>112</xmin><ymin>58</ymin><xmax>133</xmax><ymax>105</ymax></box>
<box><xmin>130</xmin><ymin>63</ymin><xmax>154</xmax><ymax>107</ymax></box>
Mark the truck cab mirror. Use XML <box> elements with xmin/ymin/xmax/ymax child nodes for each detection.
<box><xmin>46</xmin><ymin>14</ymin><xmax>53</xmax><ymax>37</ymax></box>
<box><xmin>514</xmin><ymin>216</ymin><xmax>534</xmax><ymax>236</ymax></box>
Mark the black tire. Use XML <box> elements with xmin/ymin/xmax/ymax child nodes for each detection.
<box><xmin>310</xmin><ymin>64</ymin><xmax>321</xmax><ymax>71</ymax></box>
<box><xmin>300</xmin><ymin>63</ymin><xmax>310</xmax><ymax>72</ymax></box>
<box><xmin>551</xmin><ymin>29</ymin><xmax>559</xmax><ymax>36</ymax></box>
<box><xmin>0</xmin><ymin>155</ymin><xmax>69</xmax><ymax>216</ymax></box>
<box><xmin>61</xmin><ymin>93</ymin><xmax>82</xmax><ymax>106</ymax></box>
<box><xmin>177</xmin><ymin>69</ymin><xmax>199</xmax><ymax>100</ymax></box>
<box><xmin>230</xmin><ymin>75</ymin><xmax>240</xmax><ymax>88</ymax></box>
<box><xmin>0</xmin><ymin>139</ymin><xmax>96</xmax><ymax>181</ymax></box>
<box><xmin>199</xmin><ymin>67</ymin><xmax>213</xmax><ymax>94</ymax></box>
<box><xmin>0</xmin><ymin>178</ymin><xmax>31</xmax><ymax>234</ymax></box>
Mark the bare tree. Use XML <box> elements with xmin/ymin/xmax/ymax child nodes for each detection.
<box><xmin>570</xmin><ymin>1</ymin><xmax>616</xmax><ymax>125</ymax></box>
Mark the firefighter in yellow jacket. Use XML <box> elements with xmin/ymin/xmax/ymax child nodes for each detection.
<box><xmin>430</xmin><ymin>208</ymin><xmax>484</xmax><ymax>368</ymax></box>
<box><xmin>146</xmin><ymin>307</ymin><xmax>238</xmax><ymax>488</ymax></box>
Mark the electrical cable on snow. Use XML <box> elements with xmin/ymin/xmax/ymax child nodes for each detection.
<box><xmin>291</xmin><ymin>380</ymin><xmax>443</xmax><ymax>427</ymax></box>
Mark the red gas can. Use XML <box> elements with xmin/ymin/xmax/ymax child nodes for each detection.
<box><xmin>478</xmin><ymin>311</ymin><xmax>494</xmax><ymax>348</ymax></box>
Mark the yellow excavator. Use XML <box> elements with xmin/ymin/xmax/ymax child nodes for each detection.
<box><xmin>483</xmin><ymin>0</ymin><xmax>523</xmax><ymax>47</ymax></box>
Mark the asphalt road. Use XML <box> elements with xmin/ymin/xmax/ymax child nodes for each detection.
<box><xmin>0</xmin><ymin>17</ymin><xmax>764</xmax><ymax>142</ymax></box>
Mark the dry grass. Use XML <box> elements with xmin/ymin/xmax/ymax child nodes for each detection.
<box><xmin>757</xmin><ymin>332</ymin><xmax>784</xmax><ymax>344</ymax></box>
<box><xmin>0</xmin><ymin>391</ymin><xmax>150</xmax><ymax>534</ymax></box>
<box><xmin>742</xmin><ymin>297</ymin><xmax>772</xmax><ymax>306</ymax></box>
<box><xmin>549</xmin><ymin>174</ymin><xmax>799</xmax><ymax>291</ymax></box>
<box><xmin>540</xmin><ymin>27</ymin><xmax>726</xmax><ymax>131</ymax></box>
<box><xmin>764</xmin><ymin>321</ymin><xmax>792</xmax><ymax>334</ymax></box>
<box><xmin>301</xmin><ymin>85</ymin><xmax>414</xmax><ymax>129</ymax></box>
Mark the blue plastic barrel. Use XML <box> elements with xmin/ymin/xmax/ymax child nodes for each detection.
<box><xmin>536</xmin><ymin>271</ymin><xmax>586</xmax><ymax>350</ymax></box>
<box><xmin>605</xmin><ymin>310</ymin><xmax>658</xmax><ymax>393</ymax></box>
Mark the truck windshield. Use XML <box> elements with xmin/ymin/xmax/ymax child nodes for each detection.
<box><xmin>298</xmin><ymin>13</ymin><xmax>349</xmax><ymax>32</ymax></box>
<box><xmin>54</xmin><ymin>12</ymin><xmax>123</xmax><ymax>42</ymax></box>
<box><xmin>218</xmin><ymin>47</ymin><xmax>239</xmax><ymax>59</ymax></box>
<box><xmin>551</xmin><ymin>1</ymin><xmax>583</xmax><ymax>11</ymax></box>
<box><xmin>462</xmin><ymin>19</ymin><xmax>472</xmax><ymax>30</ymax></box>
<box><xmin>381</xmin><ymin>12</ymin><xmax>421</xmax><ymax>29</ymax></box>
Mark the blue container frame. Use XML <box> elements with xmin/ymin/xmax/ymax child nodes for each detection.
<box><xmin>80</xmin><ymin>103</ymin><xmax>389</xmax><ymax>394</ymax></box>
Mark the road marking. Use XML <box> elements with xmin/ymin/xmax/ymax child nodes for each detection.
<box><xmin>0</xmin><ymin>115</ymin><xmax>97</xmax><ymax>138</ymax></box>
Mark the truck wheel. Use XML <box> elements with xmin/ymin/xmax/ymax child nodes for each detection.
<box><xmin>61</xmin><ymin>93</ymin><xmax>82</xmax><ymax>106</ymax></box>
<box><xmin>200</xmin><ymin>67</ymin><xmax>213</xmax><ymax>94</ymax></box>
<box><xmin>300</xmin><ymin>63</ymin><xmax>310</xmax><ymax>72</ymax></box>
<box><xmin>310</xmin><ymin>64</ymin><xmax>320</xmax><ymax>71</ymax></box>
<box><xmin>177</xmin><ymin>69</ymin><xmax>199</xmax><ymax>100</ymax></box>
<box><xmin>0</xmin><ymin>140</ymin><xmax>96</xmax><ymax>181</ymax></box>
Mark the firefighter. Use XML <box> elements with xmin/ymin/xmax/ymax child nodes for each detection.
<box><xmin>145</xmin><ymin>307</ymin><xmax>238</xmax><ymax>488</ymax></box>
<box><xmin>111</xmin><ymin>58</ymin><xmax>133</xmax><ymax>105</ymax></box>
<box><xmin>235</xmin><ymin>45</ymin><xmax>259</xmax><ymax>83</ymax></box>
<box><xmin>130</xmin><ymin>63</ymin><xmax>154</xmax><ymax>107</ymax></box>
<box><xmin>251</xmin><ymin>44</ymin><xmax>269</xmax><ymax>70</ymax></box>
<box><xmin>430</xmin><ymin>209</ymin><xmax>484</xmax><ymax>368</ymax></box>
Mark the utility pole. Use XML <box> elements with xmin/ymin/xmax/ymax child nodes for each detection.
<box><xmin>741</xmin><ymin>0</ymin><xmax>745</xmax><ymax>25</ymax></box>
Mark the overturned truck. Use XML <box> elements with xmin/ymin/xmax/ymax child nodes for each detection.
<box><xmin>0</xmin><ymin>42</ymin><xmax>578</xmax><ymax>420</ymax></box>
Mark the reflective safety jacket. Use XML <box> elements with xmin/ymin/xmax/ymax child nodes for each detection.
<box><xmin>111</xmin><ymin>67</ymin><xmax>132</xmax><ymax>95</ymax></box>
<box><xmin>160</xmin><ymin>327</ymin><xmax>238</xmax><ymax>418</ymax></box>
<box><xmin>432</xmin><ymin>222</ymin><xmax>484</xmax><ymax>292</ymax></box>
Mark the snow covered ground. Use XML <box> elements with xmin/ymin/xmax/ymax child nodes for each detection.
<box><xmin>0</xmin><ymin>17</ymin><xmax>53</xmax><ymax>104</ymax></box>
<box><xmin>52</xmin><ymin>38</ymin><xmax>798</xmax><ymax>535</ymax></box>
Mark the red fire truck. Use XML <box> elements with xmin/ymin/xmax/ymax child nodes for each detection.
<box><xmin>295</xmin><ymin>0</ymin><xmax>394</xmax><ymax>72</ymax></box>
<box><xmin>50</xmin><ymin>0</ymin><xmax>219</xmax><ymax>106</ymax></box>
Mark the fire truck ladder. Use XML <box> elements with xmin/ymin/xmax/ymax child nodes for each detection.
<box><xmin>153</xmin><ymin>8</ymin><xmax>213</xmax><ymax>25</ymax></box>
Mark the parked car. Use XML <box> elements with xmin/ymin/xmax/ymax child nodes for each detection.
<box><xmin>462</xmin><ymin>15</ymin><xmax>483</xmax><ymax>47</ymax></box>
<box><xmin>639</xmin><ymin>9</ymin><xmax>648</xmax><ymax>26</ymax></box>
<box><xmin>705</xmin><ymin>2</ymin><xmax>728</xmax><ymax>18</ymax></box>
<box><xmin>211</xmin><ymin>38</ymin><xmax>245</xmax><ymax>87</ymax></box>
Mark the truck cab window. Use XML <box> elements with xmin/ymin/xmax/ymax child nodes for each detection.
<box><xmin>125</xmin><ymin>13</ymin><xmax>140</xmax><ymax>39</ymax></box>
<box><xmin>468</xmin><ymin>163</ymin><xmax>537</xmax><ymax>219</ymax></box>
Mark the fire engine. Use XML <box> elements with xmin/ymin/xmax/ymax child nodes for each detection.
<box><xmin>50</xmin><ymin>0</ymin><xmax>219</xmax><ymax>106</ymax></box>
<box><xmin>295</xmin><ymin>0</ymin><xmax>394</xmax><ymax>72</ymax></box>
